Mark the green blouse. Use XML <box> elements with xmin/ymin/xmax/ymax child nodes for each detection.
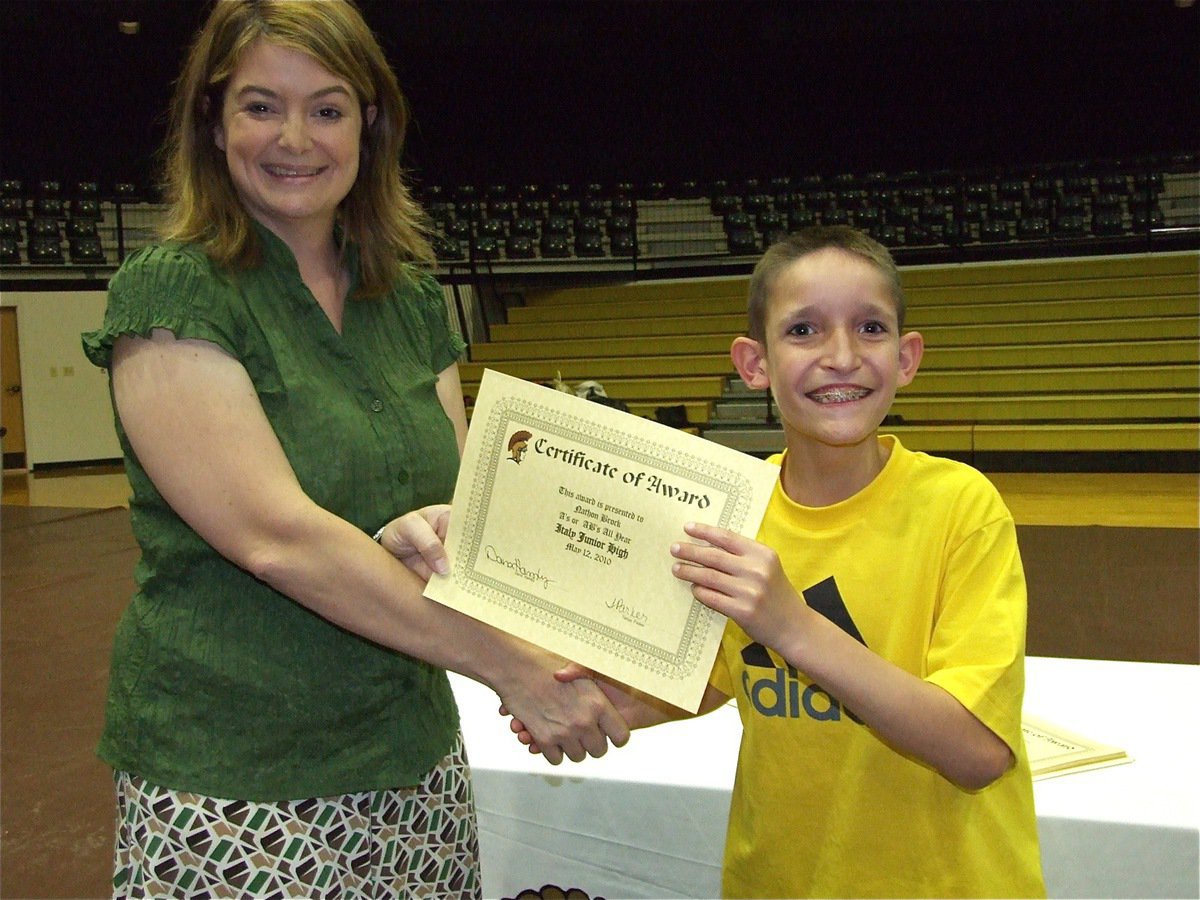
<box><xmin>82</xmin><ymin>226</ymin><xmax>467</xmax><ymax>801</ymax></box>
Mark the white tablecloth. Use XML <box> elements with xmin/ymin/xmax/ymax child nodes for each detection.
<box><xmin>453</xmin><ymin>656</ymin><xmax>1199</xmax><ymax>899</ymax></box>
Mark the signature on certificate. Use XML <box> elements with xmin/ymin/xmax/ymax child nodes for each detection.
<box><xmin>606</xmin><ymin>597</ymin><xmax>648</xmax><ymax>627</ymax></box>
<box><xmin>485</xmin><ymin>545</ymin><xmax>555</xmax><ymax>590</ymax></box>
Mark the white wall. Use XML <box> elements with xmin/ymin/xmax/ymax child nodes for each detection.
<box><xmin>0</xmin><ymin>288</ymin><xmax>120</xmax><ymax>466</ymax></box>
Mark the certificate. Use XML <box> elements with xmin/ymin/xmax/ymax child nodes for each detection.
<box><xmin>424</xmin><ymin>369</ymin><xmax>779</xmax><ymax>711</ymax></box>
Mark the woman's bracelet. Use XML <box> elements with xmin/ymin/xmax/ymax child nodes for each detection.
<box><xmin>372</xmin><ymin>526</ymin><xmax>386</xmax><ymax>543</ymax></box>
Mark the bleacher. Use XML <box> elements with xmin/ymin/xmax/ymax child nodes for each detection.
<box><xmin>425</xmin><ymin>158</ymin><xmax>1198</xmax><ymax>268</ymax></box>
<box><xmin>1</xmin><ymin>154</ymin><xmax>1196</xmax><ymax>273</ymax></box>
<box><xmin>460</xmin><ymin>251</ymin><xmax>1199</xmax><ymax>470</ymax></box>
<box><xmin>3</xmin><ymin>156</ymin><xmax>1196</xmax><ymax>471</ymax></box>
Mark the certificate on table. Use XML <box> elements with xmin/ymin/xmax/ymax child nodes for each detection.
<box><xmin>425</xmin><ymin>369</ymin><xmax>779</xmax><ymax>711</ymax></box>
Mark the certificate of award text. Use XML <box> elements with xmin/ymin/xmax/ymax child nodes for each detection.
<box><xmin>424</xmin><ymin>369</ymin><xmax>780</xmax><ymax>711</ymax></box>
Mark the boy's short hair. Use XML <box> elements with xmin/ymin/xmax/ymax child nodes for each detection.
<box><xmin>746</xmin><ymin>226</ymin><xmax>906</xmax><ymax>343</ymax></box>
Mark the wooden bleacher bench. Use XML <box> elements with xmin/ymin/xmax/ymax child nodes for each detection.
<box><xmin>461</xmin><ymin>251</ymin><xmax>1199</xmax><ymax>466</ymax></box>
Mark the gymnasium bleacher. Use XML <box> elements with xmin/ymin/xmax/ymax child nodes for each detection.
<box><xmin>2</xmin><ymin>154</ymin><xmax>1197</xmax><ymax>471</ymax></box>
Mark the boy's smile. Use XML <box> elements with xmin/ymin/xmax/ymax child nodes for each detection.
<box><xmin>733</xmin><ymin>247</ymin><xmax>923</xmax><ymax>474</ymax></box>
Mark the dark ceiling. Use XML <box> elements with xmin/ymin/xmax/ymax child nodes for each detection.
<box><xmin>3</xmin><ymin>0</ymin><xmax>1197</xmax><ymax>191</ymax></box>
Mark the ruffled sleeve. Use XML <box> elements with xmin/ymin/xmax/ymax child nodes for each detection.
<box><xmin>414</xmin><ymin>272</ymin><xmax>467</xmax><ymax>373</ymax></box>
<box><xmin>82</xmin><ymin>244</ymin><xmax>241</xmax><ymax>369</ymax></box>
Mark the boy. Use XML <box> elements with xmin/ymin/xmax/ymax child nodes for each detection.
<box><xmin>510</xmin><ymin>226</ymin><xmax>1045</xmax><ymax>898</ymax></box>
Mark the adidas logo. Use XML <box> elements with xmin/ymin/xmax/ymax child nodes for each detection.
<box><xmin>739</xmin><ymin>576</ymin><xmax>864</xmax><ymax>724</ymax></box>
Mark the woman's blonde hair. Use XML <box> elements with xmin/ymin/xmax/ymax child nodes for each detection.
<box><xmin>159</xmin><ymin>0</ymin><xmax>434</xmax><ymax>296</ymax></box>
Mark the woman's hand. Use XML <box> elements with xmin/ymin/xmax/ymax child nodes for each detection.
<box><xmin>502</xmin><ymin>662</ymin><xmax>717</xmax><ymax>756</ymax></box>
<box><xmin>490</xmin><ymin>649</ymin><xmax>630</xmax><ymax>765</ymax></box>
<box><xmin>375</xmin><ymin>504</ymin><xmax>452</xmax><ymax>580</ymax></box>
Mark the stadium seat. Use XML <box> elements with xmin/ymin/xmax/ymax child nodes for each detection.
<box><xmin>606</xmin><ymin>214</ymin><xmax>633</xmax><ymax>236</ymax></box>
<box><xmin>470</xmin><ymin>235</ymin><xmax>500</xmax><ymax>260</ymax></box>
<box><xmin>979</xmin><ymin>220</ymin><xmax>1011</xmax><ymax>242</ymax></box>
<box><xmin>1092</xmin><ymin>210</ymin><xmax>1125</xmax><ymax>236</ymax></box>
<box><xmin>1062</xmin><ymin>175</ymin><xmax>1092</xmax><ymax>197</ymax></box>
<box><xmin>1029</xmin><ymin>175</ymin><xmax>1056</xmax><ymax>198</ymax></box>
<box><xmin>28</xmin><ymin>218</ymin><xmax>61</xmax><ymax>240</ymax></box>
<box><xmin>992</xmin><ymin>199</ymin><xmax>1020</xmax><ymax>222</ymax></box>
<box><xmin>958</xmin><ymin>200</ymin><xmax>985</xmax><ymax>222</ymax></box>
<box><xmin>487</xmin><ymin>199</ymin><xmax>513</xmax><ymax>218</ymax></box>
<box><xmin>66</xmin><ymin>218</ymin><xmax>98</xmax><ymax>238</ymax></box>
<box><xmin>578</xmin><ymin>197</ymin><xmax>607</xmax><ymax>218</ymax></box>
<box><xmin>851</xmin><ymin>207</ymin><xmax>881</xmax><ymax>230</ymax></box>
<box><xmin>34</xmin><ymin>197</ymin><xmax>64</xmax><ymax>218</ymax></box>
<box><xmin>28</xmin><ymin>237</ymin><xmax>64</xmax><ymax>263</ymax></box>
<box><xmin>743</xmin><ymin>194</ymin><xmax>771</xmax><ymax>214</ymax></box>
<box><xmin>478</xmin><ymin>218</ymin><xmax>506</xmax><ymax>239</ymax></box>
<box><xmin>432</xmin><ymin>235</ymin><xmax>464</xmax><ymax>261</ymax></box>
<box><xmin>997</xmin><ymin>178</ymin><xmax>1026</xmax><ymax>200</ymax></box>
<box><xmin>1097</xmin><ymin>173</ymin><xmax>1129</xmax><ymax>195</ymax></box>
<box><xmin>69</xmin><ymin>236</ymin><xmax>105</xmax><ymax>263</ymax></box>
<box><xmin>757</xmin><ymin>209</ymin><xmax>786</xmax><ymax>232</ymax></box>
<box><xmin>0</xmin><ymin>218</ymin><xmax>20</xmax><ymax>239</ymax></box>
<box><xmin>874</xmin><ymin>224</ymin><xmax>902</xmax><ymax>246</ymax></box>
<box><xmin>1056</xmin><ymin>194</ymin><xmax>1087</xmax><ymax>216</ymax></box>
<box><xmin>788</xmin><ymin>207</ymin><xmax>816</xmax><ymax>230</ymax></box>
<box><xmin>1053</xmin><ymin>214</ymin><xmax>1089</xmax><ymax>237</ymax></box>
<box><xmin>0</xmin><ymin>238</ymin><xmax>20</xmax><ymax>264</ymax></box>
<box><xmin>762</xmin><ymin>227</ymin><xmax>788</xmax><ymax>249</ymax></box>
<box><xmin>1018</xmin><ymin>216</ymin><xmax>1051</xmax><ymax>239</ymax></box>
<box><xmin>71</xmin><ymin>193</ymin><xmax>104</xmax><ymax>220</ymax></box>
<box><xmin>920</xmin><ymin>203</ymin><xmax>952</xmax><ymax>226</ymax></box>
<box><xmin>574</xmin><ymin>232</ymin><xmax>604</xmax><ymax>257</ymax></box>
<box><xmin>710</xmin><ymin>194</ymin><xmax>740</xmax><ymax>215</ymax></box>
<box><xmin>505</xmin><ymin>235</ymin><xmax>535</xmax><ymax>259</ymax></box>
<box><xmin>1024</xmin><ymin>196</ymin><xmax>1051</xmax><ymax>216</ymax></box>
<box><xmin>540</xmin><ymin>233</ymin><xmax>570</xmax><ymax>258</ymax></box>
<box><xmin>727</xmin><ymin>228</ymin><xmax>758</xmax><ymax>255</ymax></box>
<box><xmin>723</xmin><ymin>211</ymin><xmax>752</xmax><ymax>233</ymax></box>
<box><xmin>517</xmin><ymin>198</ymin><xmax>543</xmax><ymax>218</ymax></box>
<box><xmin>609</xmin><ymin>231</ymin><xmax>636</xmax><ymax>256</ymax></box>
<box><xmin>1131</xmin><ymin>207</ymin><xmax>1165</xmax><ymax>232</ymax></box>
<box><xmin>610</xmin><ymin>196</ymin><xmax>634</xmax><ymax>217</ymax></box>
<box><xmin>511</xmin><ymin>217</ymin><xmax>540</xmax><ymax>237</ymax></box>
<box><xmin>576</xmin><ymin>216</ymin><xmax>603</xmax><ymax>236</ymax></box>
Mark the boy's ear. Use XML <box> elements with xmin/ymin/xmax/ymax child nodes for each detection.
<box><xmin>896</xmin><ymin>330</ymin><xmax>924</xmax><ymax>388</ymax></box>
<box><xmin>731</xmin><ymin>336</ymin><xmax>770</xmax><ymax>390</ymax></box>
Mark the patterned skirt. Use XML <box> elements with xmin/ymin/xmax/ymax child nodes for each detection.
<box><xmin>112</xmin><ymin>733</ymin><xmax>480</xmax><ymax>899</ymax></box>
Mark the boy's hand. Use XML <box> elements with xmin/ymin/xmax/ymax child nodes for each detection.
<box><xmin>375</xmin><ymin>504</ymin><xmax>452</xmax><ymax>580</ymax></box>
<box><xmin>501</xmin><ymin>663</ymin><xmax>632</xmax><ymax>756</ymax></box>
<box><xmin>671</xmin><ymin>521</ymin><xmax>808</xmax><ymax>649</ymax></box>
<box><xmin>502</xmin><ymin>663</ymin><xmax>695</xmax><ymax>755</ymax></box>
<box><xmin>491</xmin><ymin>652</ymin><xmax>630</xmax><ymax>764</ymax></box>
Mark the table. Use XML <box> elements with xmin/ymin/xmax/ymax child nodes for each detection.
<box><xmin>452</xmin><ymin>657</ymin><xmax>1199</xmax><ymax>899</ymax></box>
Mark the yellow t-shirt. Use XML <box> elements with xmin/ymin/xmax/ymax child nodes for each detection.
<box><xmin>711</xmin><ymin>437</ymin><xmax>1045</xmax><ymax>898</ymax></box>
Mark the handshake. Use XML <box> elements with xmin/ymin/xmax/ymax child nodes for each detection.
<box><xmin>376</xmin><ymin>504</ymin><xmax>742</xmax><ymax>763</ymax></box>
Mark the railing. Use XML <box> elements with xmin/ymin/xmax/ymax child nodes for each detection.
<box><xmin>1</xmin><ymin>155</ymin><xmax>1195</xmax><ymax>280</ymax></box>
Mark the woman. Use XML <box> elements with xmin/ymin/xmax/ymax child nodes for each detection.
<box><xmin>82</xmin><ymin>2</ymin><xmax>627</xmax><ymax>896</ymax></box>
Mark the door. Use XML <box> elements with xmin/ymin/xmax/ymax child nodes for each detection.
<box><xmin>1</xmin><ymin>306</ymin><xmax>26</xmax><ymax>468</ymax></box>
